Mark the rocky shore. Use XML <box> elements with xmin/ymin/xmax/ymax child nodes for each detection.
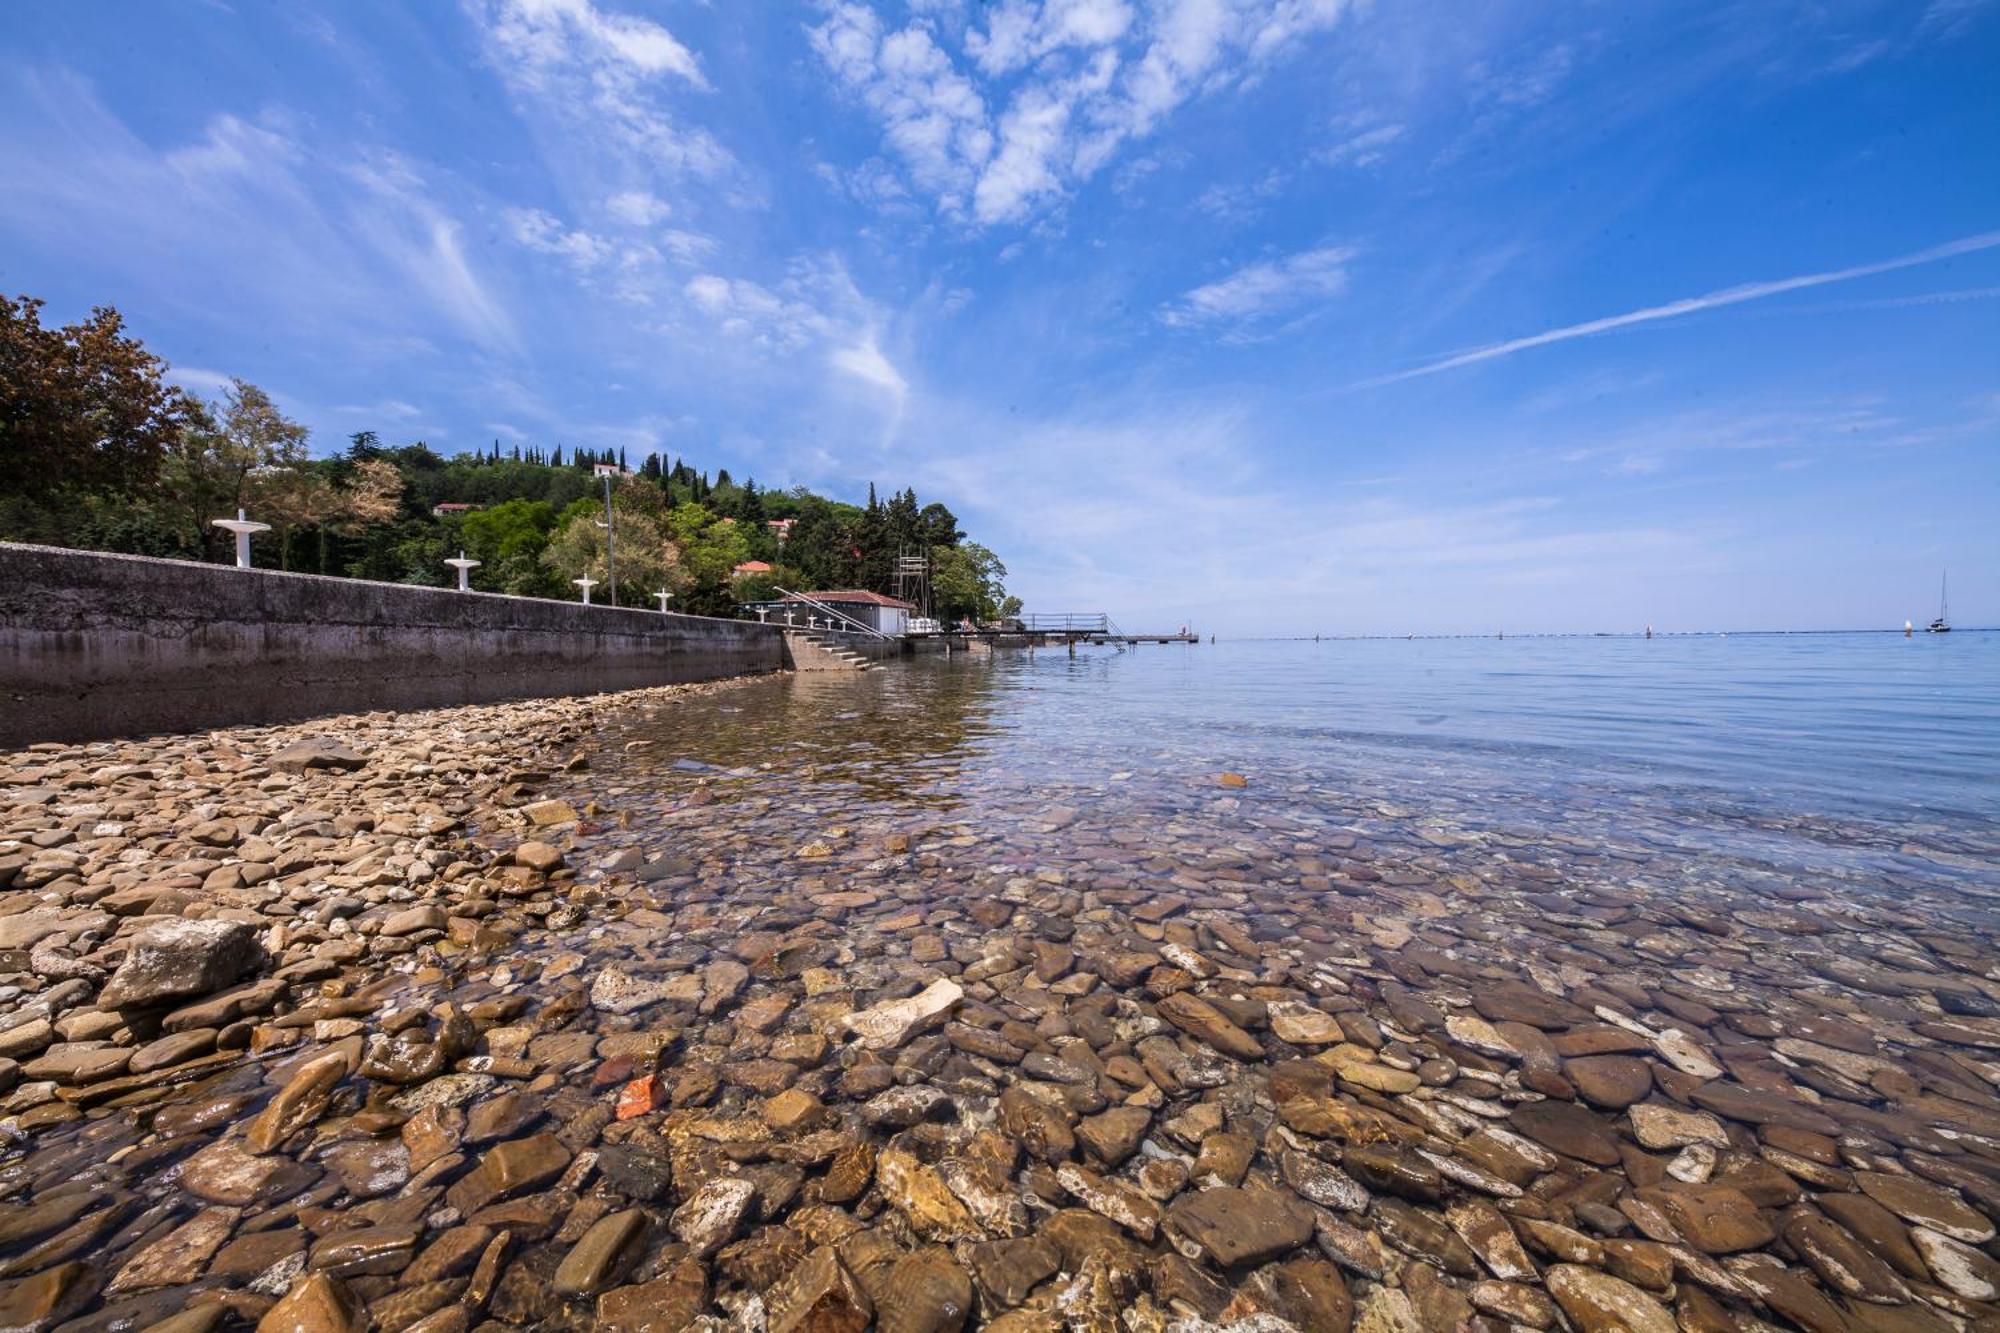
<box><xmin>2</xmin><ymin>677</ymin><xmax>1998</xmax><ymax>1332</ymax></box>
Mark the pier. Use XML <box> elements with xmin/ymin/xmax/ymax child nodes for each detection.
<box><xmin>910</xmin><ymin>612</ymin><xmax>1199</xmax><ymax>646</ymax></box>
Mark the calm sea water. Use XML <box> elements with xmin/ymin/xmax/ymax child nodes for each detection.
<box><xmin>592</xmin><ymin>630</ymin><xmax>2000</xmax><ymax>907</ymax></box>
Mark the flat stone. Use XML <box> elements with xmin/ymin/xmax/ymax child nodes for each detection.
<box><xmin>248</xmin><ymin>1049</ymin><xmax>348</xmax><ymax>1153</ymax></box>
<box><xmin>767</xmin><ymin>1245</ymin><xmax>872</xmax><ymax>1333</ymax></box>
<box><xmin>1155</xmin><ymin>991</ymin><xmax>1263</xmax><ymax>1060</ymax></box>
<box><xmin>1056</xmin><ymin>1163</ymin><xmax>1161</xmax><ymax>1241</ymax></box>
<box><xmin>590</xmin><ymin>966</ymin><xmax>680</xmax><ymax>1015</ymax></box>
<box><xmin>671</xmin><ymin>1176</ymin><xmax>757</xmax><ymax>1257</ymax></box>
<box><xmin>1856</xmin><ymin>1171</ymin><xmax>1995</xmax><ymax>1244</ymax></box>
<box><xmin>444</xmin><ymin>1133</ymin><xmax>570</xmax><ymax>1214</ymax></box>
<box><xmin>1279</xmin><ymin>1149</ymin><xmax>1370</xmax><ymax>1212</ymax></box>
<box><xmin>596</xmin><ymin>1259</ymin><xmax>708</xmax><ymax>1333</ymax></box>
<box><xmin>1545</xmin><ymin>1264</ymin><xmax>1676</xmax><ymax>1333</ymax></box>
<box><xmin>966</xmin><ymin>1236</ymin><xmax>1062</xmax><ymax>1309</ymax></box>
<box><xmin>271</xmin><ymin>739</ymin><xmax>367</xmax><ymax>772</ymax></box>
<box><xmin>1166</xmin><ymin>1186</ymin><xmax>1312</xmax><ymax>1266</ymax></box>
<box><xmin>1511</xmin><ymin>1099</ymin><xmax>1621</xmax><ymax>1166</ymax></box>
<box><xmin>99</xmin><ymin>918</ymin><xmax>262</xmax><ymax>1009</ymax></box>
<box><xmin>514</xmin><ymin>839</ymin><xmax>565</xmax><ymax>873</ymax></box>
<box><xmin>1628</xmin><ymin>1101</ymin><xmax>1729</xmax><ymax>1150</ymax></box>
<box><xmin>1447</xmin><ymin>1198</ymin><xmax>1538</xmax><ymax>1281</ymax></box>
<box><xmin>1076</xmin><ymin>1106</ymin><xmax>1151</xmax><ymax>1167</ymax></box>
<box><xmin>1269</xmin><ymin>1000</ymin><xmax>1346</xmax><ymax>1045</ymax></box>
<box><xmin>841</xmin><ymin>978</ymin><xmax>963</xmax><ymax>1051</ymax></box>
<box><xmin>22</xmin><ymin>1042</ymin><xmax>131</xmax><ymax>1083</ymax></box>
<box><xmin>381</xmin><ymin>905</ymin><xmax>446</xmax><ymax>937</ymax></box>
<box><xmin>879</xmin><ymin>1148</ymin><xmax>979</xmax><ymax>1241</ymax></box>
<box><xmin>0</xmin><ymin>1261</ymin><xmax>93</xmax><ymax>1331</ymax></box>
<box><xmin>255</xmin><ymin>1271</ymin><xmax>365</xmax><ymax>1333</ymax></box>
<box><xmin>1566</xmin><ymin>1054</ymin><xmax>1653</xmax><ymax>1108</ymax></box>
<box><xmin>554</xmin><ymin>1208</ymin><xmax>646</xmax><ymax>1296</ymax></box>
<box><xmin>1781</xmin><ymin>1211</ymin><xmax>1908</xmax><ymax>1302</ymax></box>
<box><xmin>1653</xmin><ymin>1183</ymin><xmax>1774</xmax><ymax>1253</ymax></box>
<box><xmin>1909</xmin><ymin>1227</ymin><xmax>2000</xmax><ymax>1300</ymax></box>
<box><xmin>182</xmin><ymin>1136</ymin><xmax>293</xmax><ymax>1205</ymax></box>
<box><xmin>877</xmin><ymin>1246</ymin><xmax>973</xmax><ymax>1333</ymax></box>
<box><xmin>108</xmin><ymin>1205</ymin><xmax>240</xmax><ymax>1291</ymax></box>
<box><xmin>128</xmin><ymin>1027</ymin><xmax>217</xmax><ymax>1074</ymax></box>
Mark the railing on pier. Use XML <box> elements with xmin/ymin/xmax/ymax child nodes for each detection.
<box><xmin>1020</xmin><ymin>613</ymin><xmax>1114</xmax><ymax>635</ymax></box>
<box><xmin>772</xmin><ymin>587</ymin><xmax>893</xmax><ymax>640</ymax></box>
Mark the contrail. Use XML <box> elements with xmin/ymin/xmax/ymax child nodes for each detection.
<box><xmin>1356</xmin><ymin>229</ymin><xmax>2000</xmax><ymax>388</ymax></box>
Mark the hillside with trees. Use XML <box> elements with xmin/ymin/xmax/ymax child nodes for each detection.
<box><xmin>1</xmin><ymin>294</ymin><xmax>1019</xmax><ymax>622</ymax></box>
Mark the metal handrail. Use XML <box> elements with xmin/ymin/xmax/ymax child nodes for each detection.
<box><xmin>1020</xmin><ymin>613</ymin><xmax>1110</xmax><ymax>633</ymax></box>
<box><xmin>772</xmin><ymin>587</ymin><xmax>893</xmax><ymax>640</ymax></box>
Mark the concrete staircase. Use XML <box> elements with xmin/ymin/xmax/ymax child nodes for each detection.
<box><xmin>783</xmin><ymin>631</ymin><xmax>876</xmax><ymax>672</ymax></box>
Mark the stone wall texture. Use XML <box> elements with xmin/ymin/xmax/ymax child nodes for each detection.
<box><xmin>0</xmin><ymin>542</ymin><xmax>786</xmax><ymax>745</ymax></box>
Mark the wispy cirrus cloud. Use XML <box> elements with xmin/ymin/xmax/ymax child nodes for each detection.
<box><xmin>465</xmin><ymin>0</ymin><xmax>730</xmax><ymax>178</ymax></box>
<box><xmin>1358</xmin><ymin>229</ymin><xmax>2000</xmax><ymax>387</ymax></box>
<box><xmin>0</xmin><ymin>71</ymin><xmax>518</xmax><ymax>356</ymax></box>
<box><xmin>1161</xmin><ymin>244</ymin><xmax>1354</xmax><ymax>330</ymax></box>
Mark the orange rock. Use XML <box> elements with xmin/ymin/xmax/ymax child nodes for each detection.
<box><xmin>615</xmin><ymin>1076</ymin><xmax>661</xmax><ymax>1121</ymax></box>
<box><xmin>1218</xmin><ymin>772</ymin><xmax>1248</xmax><ymax>788</ymax></box>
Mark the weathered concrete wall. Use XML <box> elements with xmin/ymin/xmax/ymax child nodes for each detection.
<box><xmin>0</xmin><ymin>543</ymin><xmax>785</xmax><ymax>746</ymax></box>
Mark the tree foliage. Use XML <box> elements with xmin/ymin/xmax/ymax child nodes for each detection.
<box><xmin>0</xmin><ymin>294</ymin><xmax>201</xmax><ymax>503</ymax></box>
<box><xmin>0</xmin><ymin>294</ymin><xmax>1016</xmax><ymax>619</ymax></box>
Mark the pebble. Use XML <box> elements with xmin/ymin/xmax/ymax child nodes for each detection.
<box><xmin>0</xmin><ymin>674</ymin><xmax>1991</xmax><ymax>1331</ymax></box>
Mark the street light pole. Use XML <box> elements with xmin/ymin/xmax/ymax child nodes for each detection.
<box><xmin>598</xmin><ymin>467</ymin><xmax>618</xmax><ymax>607</ymax></box>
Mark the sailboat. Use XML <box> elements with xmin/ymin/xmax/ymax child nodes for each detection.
<box><xmin>1928</xmin><ymin>572</ymin><xmax>1951</xmax><ymax>633</ymax></box>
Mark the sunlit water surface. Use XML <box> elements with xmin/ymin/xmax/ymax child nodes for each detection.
<box><xmin>580</xmin><ymin>632</ymin><xmax>2000</xmax><ymax>908</ymax></box>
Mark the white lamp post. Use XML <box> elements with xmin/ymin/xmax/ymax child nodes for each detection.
<box><xmin>445</xmin><ymin>551</ymin><xmax>481</xmax><ymax>591</ymax></box>
<box><xmin>654</xmin><ymin>589</ymin><xmax>672</xmax><ymax>614</ymax></box>
<box><xmin>573</xmin><ymin>575</ymin><xmax>599</xmax><ymax>606</ymax></box>
<box><xmin>211</xmin><ymin>509</ymin><xmax>271</xmax><ymax>569</ymax></box>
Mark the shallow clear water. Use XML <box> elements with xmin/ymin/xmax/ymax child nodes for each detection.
<box><xmin>588</xmin><ymin>631</ymin><xmax>2000</xmax><ymax>907</ymax></box>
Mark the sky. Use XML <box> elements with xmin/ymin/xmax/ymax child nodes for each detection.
<box><xmin>2</xmin><ymin>1</ymin><xmax>1996</xmax><ymax>635</ymax></box>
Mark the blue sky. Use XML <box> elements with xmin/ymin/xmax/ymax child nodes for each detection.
<box><xmin>3</xmin><ymin>1</ymin><xmax>1995</xmax><ymax>634</ymax></box>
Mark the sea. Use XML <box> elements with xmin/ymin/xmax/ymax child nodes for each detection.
<box><xmin>589</xmin><ymin>630</ymin><xmax>2000</xmax><ymax>907</ymax></box>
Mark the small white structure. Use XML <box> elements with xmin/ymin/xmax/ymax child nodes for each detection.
<box><xmin>573</xmin><ymin>575</ymin><xmax>600</xmax><ymax>605</ymax></box>
<box><xmin>774</xmin><ymin>590</ymin><xmax>914</xmax><ymax>636</ymax></box>
<box><xmin>654</xmin><ymin>589</ymin><xmax>672</xmax><ymax>613</ymax></box>
<box><xmin>212</xmin><ymin>509</ymin><xmax>270</xmax><ymax>569</ymax></box>
<box><xmin>445</xmin><ymin>551</ymin><xmax>481</xmax><ymax>591</ymax></box>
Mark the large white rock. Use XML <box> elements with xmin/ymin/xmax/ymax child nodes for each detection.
<box><xmin>98</xmin><ymin>919</ymin><xmax>261</xmax><ymax>1009</ymax></box>
<box><xmin>842</xmin><ymin>978</ymin><xmax>963</xmax><ymax>1051</ymax></box>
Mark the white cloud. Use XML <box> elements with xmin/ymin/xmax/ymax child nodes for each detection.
<box><xmin>506</xmin><ymin>206</ymin><xmax>617</xmax><ymax>268</ymax></box>
<box><xmin>1360</xmin><ymin>229</ymin><xmax>2000</xmax><ymax>387</ymax></box>
<box><xmin>503</xmin><ymin>203</ymin><xmax>714</xmax><ymax>302</ymax></box>
<box><xmin>809</xmin><ymin>4</ymin><xmax>994</xmax><ymax>208</ymax></box>
<box><xmin>605</xmin><ymin>189</ymin><xmax>672</xmax><ymax>225</ymax></box>
<box><xmin>967</xmin><ymin>0</ymin><xmax>1134</xmax><ymax>76</ymax></box>
<box><xmin>830</xmin><ymin>337</ymin><xmax>909</xmax><ymax>400</ymax></box>
<box><xmin>809</xmin><ymin>0</ymin><xmax>1357</xmax><ymax>227</ymax></box>
<box><xmin>1161</xmin><ymin>243</ymin><xmax>1353</xmax><ymax>329</ymax></box>
<box><xmin>1313</xmin><ymin>122</ymin><xmax>1404</xmax><ymax>168</ymax></box>
<box><xmin>478</xmin><ymin>0</ymin><xmax>705</xmax><ymax>87</ymax></box>
<box><xmin>466</xmin><ymin>0</ymin><xmax>730</xmax><ymax>178</ymax></box>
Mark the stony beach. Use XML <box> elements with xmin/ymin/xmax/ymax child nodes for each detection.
<box><xmin>3</xmin><ymin>667</ymin><xmax>1999</xmax><ymax>1333</ymax></box>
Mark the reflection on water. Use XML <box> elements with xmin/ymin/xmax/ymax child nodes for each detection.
<box><xmin>588</xmin><ymin>635</ymin><xmax>2000</xmax><ymax>910</ymax></box>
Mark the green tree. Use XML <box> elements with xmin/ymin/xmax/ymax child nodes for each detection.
<box><xmin>541</xmin><ymin>484</ymin><xmax>679</xmax><ymax>604</ymax></box>
<box><xmin>932</xmin><ymin>541</ymin><xmax>1011</xmax><ymax>623</ymax></box>
<box><xmin>461</xmin><ymin>497</ymin><xmax>560</xmax><ymax>594</ymax></box>
<box><xmin>153</xmin><ymin>380</ymin><xmax>312</xmax><ymax>556</ymax></box>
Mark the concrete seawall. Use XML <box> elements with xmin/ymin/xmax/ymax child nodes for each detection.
<box><xmin>0</xmin><ymin>542</ymin><xmax>786</xmax><ymax>745</ymax></box>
